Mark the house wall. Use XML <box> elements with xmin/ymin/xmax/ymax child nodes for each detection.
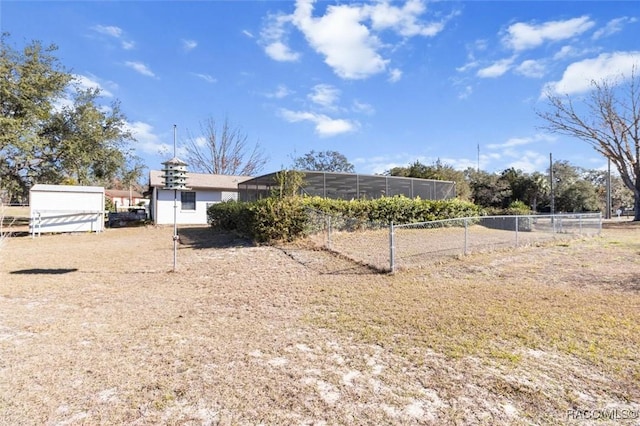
<box><xmin>111</xmin><ymin>196</ymin><xmax>147</xmax><ymax>210</ymax></box>
<box><xmin>30</xmin><ymin>185</ymin><xmax>105</xmax><ymax>233</ymax></box>
<box><xmin>154</xmin><ymin>188</ymin><xmax>238</xmax><ymax>225</ymax></box>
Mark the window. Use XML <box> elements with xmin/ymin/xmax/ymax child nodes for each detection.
<box><xmin>180</xmin><ymin>191</ymin><xmax>196</xmax><ymax>210</ymax></box>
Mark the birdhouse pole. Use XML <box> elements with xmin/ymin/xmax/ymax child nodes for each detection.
<box><xmin>161</xmin><ymin>125</ymin><xmax>189</xmax><ymax>272</ymax></box>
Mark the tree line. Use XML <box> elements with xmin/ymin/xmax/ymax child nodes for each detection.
<box><xmin>387</xmin><ymin>159</ymin><xmax>632</xmax><ymax>215</ymax></box>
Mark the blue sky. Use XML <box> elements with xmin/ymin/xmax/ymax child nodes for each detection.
<box><xmin>3</xmin><ymin>1</ymin><xmax>639</xmax><ymax>177</ymax></box>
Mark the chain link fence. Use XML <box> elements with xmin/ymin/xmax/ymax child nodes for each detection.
<box><xmin>304</xmin><ymin>211</ymin><xmax>602</xmax><ymax>273</ymax></box>
<box><xmin>304</xmin><ymin>209</ymin><xmax>391</xmax><ymax>271</ymax></box>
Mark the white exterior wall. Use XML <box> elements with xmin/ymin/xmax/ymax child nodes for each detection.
<box><xmin>30</xmin><ymin>185</ymin><xmax>105</xmax><ymax>233</ymax></box>
<box><xmin>112</xmin><ymin>196</ymin><xmax>147</xmax><ymax>210</ymax></box>
<box><xmin>154</xmin><ymin>188</ymin><xmax>238</xmax><ymax>225</ymax></box>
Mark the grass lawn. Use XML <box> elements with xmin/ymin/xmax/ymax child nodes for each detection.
<box><xmin>0</xmin><ymin>222</ymin><xmax>638</xmax><ymax>424</ymax></box>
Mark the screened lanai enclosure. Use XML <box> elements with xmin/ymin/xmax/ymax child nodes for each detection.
<box><xmin>237</xmin><ymin>171</ymin><xmax>456</xmax><ymax>202</ymax></box>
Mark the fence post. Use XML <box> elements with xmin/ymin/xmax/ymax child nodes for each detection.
<box><xmin>598</xmin><ymin>213</ymin><xmax>602</xmax><ymax>235</ymax></box>
<box><xmin>389</xmin><ymin>221</ymin><xmax>395</xmax><ymax>273</ymax></box>
<box><xmin>515</xmin><ymin>215</ymin><xmax>519</xmax><ymax>247</ymax></box>
<box><xmin>579</xmin><ymin>214</ymin><xmax>582</xmax><ymax>235</ymax></box>
<box><xmin>464</xmin><ymin>218</ymin><xmax>469</xmax><ymax>255</ymax></box>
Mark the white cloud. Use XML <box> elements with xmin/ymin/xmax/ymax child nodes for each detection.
<box><xmin>439</xmin><ymin>157</ymin><xmax>481</xmax><ymax>171</ymax></box>
<box><xmin>552</xmin><ymin>45</ymin><xmax>599</xmax><ymax>61</ymax></box>
<box><xmin>543</xmin><ymin>51</ymin><xmax>640</xmax><ymax>95</ymax></box>
<box><xmin>292</xmin><ymin>0</ymin><xmax>387</xmax><ymax>80</ymax></box>
<box><xmin>265</xmin><ymin>84</ymin><xmax>293</xmax><ymax>99</ymax></box>
<box><xmin>482</xmin><ymin>135</ymin><xmax>556</xmax><ymax>172</ymax></box>
<box><xmin>279</xmin><ymin>108</ymin><xmax>358</xmax><ymax>136</ymax></box>
<box><xmin>388</xmin><ymin>68</ymin><xmax>403</xmax><ymax>82</ymax></box>
<box><xmin>91</xmin><ymin>24</ymin><xmax>134</xmax><ymax>50</ymax></box>
<box><xmin>503</xmin><ymin>16</ymin><xmax>595</xmax><ymax>51</ymax></box>
<box><xmin>506</xmin><ymin>151</ymin><xmax>549</xmax><ymax>173</ymax></box>
<box><xmin>125</xmin><ymin>121</ymin><xmax>169</xmax><ymax>155</ymax></box>
<box><xmin>54</xmin><ymin>74</ymin><xmax>117</xmax><ymax>112</ymax></box>
<box><xmin>457</xmin><ymin>40</ymin><xmax>489</xmax><ymax>73</ymax></box>
<box><xmin>477</xmin><ymin>57</ymin><xmax>514</xmax><ymax>78</ymax></box>
<box><xmin>487</xmin><ymin>134</ymin><xmax>555</xmax><ymax>150</ymax></box>
<box><xmin>365</xmin><ymin>0</ymin><xmax>450</xmax><ymax>37</ymax></box>
<box><xmin>191</xmin><ymin>73</ymin><xmax>216</xmax><ymax>83</ymax></box>
<box><xmin>261</xmin><ymin>13</ymin><xmax>301</xmax><ymax>62</ymax></box>
<box><xmin>243</xmin><ymin>30</ymin><xmax>254</xmax><ymax>38</ymax></box>
<box><xmin>265</xmin><ymin>41</ymin><xmax>301</xmax><ymax>62</ymax></box>
<box><xmin>92</xmin><ymin>25</ymin><xmax>122</xmax><ymax>38</ymax></box>
<box><xmin>125</xmin><ymin>61</ymin><xmax>156</xmax><ymax>78</ymax></box>
<box><xmin>352</xmin><ymin>153</ymin><xmax>419</xmax><ymax>175</ymax></box>
<box><xmin>260</xmin><ymin>0</ymin><xmax>454</xmax><ymax>80</ymax></box>
<box><xmin>354</xmin><ymin>153</ymin><xmax>476</xmax><ymax>175</ymax></box>
<box><xmin>182</xmin><ymin>39</ymin><xmax>197</xmax><ymax>51</ymax></box>
<box><xmin>592</xmin><ymin>17</ymin><xmax>637</xmax><ymax>40</ymax></box>
<box><xmin>553</xmin><ymin>45</ymin><xmax>576</xmax><ymax>60</ymax></box>
<box><xmin>73</xmin><ymin>74</ymin><xmax>113</xmax><ymax>97</ymax></box>
<box><xmin>192</xmin><ymin>136</ymin><xmax>208</xmax><ymax>148</ymax></box>
<box><xmin>352</xmin><ymin>100</ymin><xmax>375</xmax><ymax>115</ymax></box>
<box><xmin>515</xmin><ymin>59</ymin><xmax>546</xmax><ymax>78</ymax></box>
<box><xmin>308</xmin><ymin>84</ymin><xmax>340</xmax><ymax>108</ymax></box>
<box><xmin>457</xmin><ymin>85</ymin><xmax>473</xmax><ymax>100</ymax></box>
<box><xmin>456</xmin><ymin>60</ymin><xmax>479</xmax><ymax>73</ymax></box>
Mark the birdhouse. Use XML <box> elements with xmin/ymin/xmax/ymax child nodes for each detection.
<box><xmin>161</xmin><ymin>157</ymin><xmax>189</xmax><ymax>190</ymax></box>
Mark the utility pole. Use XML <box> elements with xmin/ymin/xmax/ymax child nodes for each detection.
<box><xmin>605</xmin><ymin>157</ymin><xmax>611</xmax><ymax>219</ymax></box>
<box><xmin>549</xmin><ymin>153</ymin><xmax>554</xmax><ymax>215</ymax></box>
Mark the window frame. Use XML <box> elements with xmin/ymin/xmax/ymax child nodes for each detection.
<box><xmin>180</xmin><ymin>191</ymin><xmax>196</xmax><ymax>211</ymax></box>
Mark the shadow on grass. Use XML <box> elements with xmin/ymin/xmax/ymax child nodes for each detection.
<box><xmin>11</xmin><ymin>268</ymin><xmax>78</xmax><ymax>275</ymax></box>
<box><xmin>178</xmin><ymin>226</ymin><xmax>253</xmax><ymax>250</ymax></box>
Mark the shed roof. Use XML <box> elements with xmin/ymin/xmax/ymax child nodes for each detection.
<box><xmin>30</xmin><ymin>184</ymin><xmax>104</xmax><ymax>194</ymax></box>
<box><xmin>149</xmin><ymin>170</ymin><xmax>253</xmax><ymax>190</ymax></box>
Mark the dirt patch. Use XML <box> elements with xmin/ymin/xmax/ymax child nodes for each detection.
<box><xmin>0</xmin><ymin>224</ymin><xmax>639</xmax><ymax>425</ymax></box>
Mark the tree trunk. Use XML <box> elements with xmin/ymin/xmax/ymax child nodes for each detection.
<box><xmin>634</xmin><ymin>188</ymin><xmax>640</xmax><ymax>221</ymax></box>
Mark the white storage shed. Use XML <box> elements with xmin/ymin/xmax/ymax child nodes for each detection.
<box><xmin>30</xmin><ymin>184</ymin><xmax>105</xmax><ymax>234</ymax></box>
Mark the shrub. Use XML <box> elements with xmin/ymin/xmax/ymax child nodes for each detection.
<box><xmin>207</xmin><ymin>196</ymin><xmax>482</xmax><ymax>244</ymax></box>
<box><xmin>207</xmin><ymin>200</ymin><xmax>253</xmax><ymax>236</ymax></box>
<box><xmin>250</xmin><ymin>197</ymin><xmax>307</xmax><ymax>242</ymax></box>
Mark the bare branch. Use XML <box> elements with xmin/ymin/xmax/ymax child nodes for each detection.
<box><xmin>537</xmin><ymin>65</ymin><xmax>640</xmax><ymax>219</ymax></box>
<box><xmin>184</xmin><ymin>117</ymin><xmax>268</xmax><ymax>176</ymax></box>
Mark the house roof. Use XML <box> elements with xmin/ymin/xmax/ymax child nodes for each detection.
<box><xmin>105</xmin><ymin>189</ymin><xmax>144</xmax><ymax>199</ymax></box>
<box><xmin>149</xmin><ymin>170</ymin><xmax>253</xmax><ymax>190</ymax></box>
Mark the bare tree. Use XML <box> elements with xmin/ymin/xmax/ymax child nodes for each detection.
<box><xmin>184</xmin><ymin>117</ymin><xmax>268</xmax><ymax>176</ymax></box>
<box><xmin>538</xmin><ymin>68</ymin><xmax>640</xmax><ymax>220</ymax></box>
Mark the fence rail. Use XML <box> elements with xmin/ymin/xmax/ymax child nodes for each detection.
<box><xmin>30</xmin><ymin>210</ymin><xmax>106</xmax><ymax>236</ymax></box>
<box><xmin>304</xmin><ymin>211</ymin><xmax>602</xmax><ymax>273</ymax></box>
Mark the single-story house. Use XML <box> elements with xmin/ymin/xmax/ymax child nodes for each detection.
<box><xmin>149</xmin><ymin>170</ymin><xmax>253</xmax><ymax>225</ymax></box>
<box><xmin>29</xmin><ymin>184</ymin><xmax>105</xmax><ymax>234</ymax></box>
<box><xmin>105</xmin><ymin>188</ymin><xmax>147</xmax><ymax>210</ymax></box>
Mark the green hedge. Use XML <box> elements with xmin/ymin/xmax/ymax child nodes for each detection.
<box><xmin>208</xmin><ymin>196</ymin><xmax>482</xmax><ymax>243</ymax></box>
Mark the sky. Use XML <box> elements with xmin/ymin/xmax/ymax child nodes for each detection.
<box><xmin>3</xmin><ymin>0</ymin><xmax>640</xmax><ymax>178</ymax></box>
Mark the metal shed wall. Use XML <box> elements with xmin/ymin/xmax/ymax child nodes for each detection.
<box><xmin>29</xmin><ymin>184</ymin><xmax>105</xmax><ymax>234</ymax></box>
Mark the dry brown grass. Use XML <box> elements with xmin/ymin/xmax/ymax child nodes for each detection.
<box><xmin>0</xmin><ymin>222</ymin><xmax>639</xmax><ymax>425</ymax></box>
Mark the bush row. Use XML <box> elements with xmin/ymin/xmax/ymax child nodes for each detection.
<box><xmin>208</xmin><ymin>196</ymin><xmax>482</xmax><ymax>243</ymax></box>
